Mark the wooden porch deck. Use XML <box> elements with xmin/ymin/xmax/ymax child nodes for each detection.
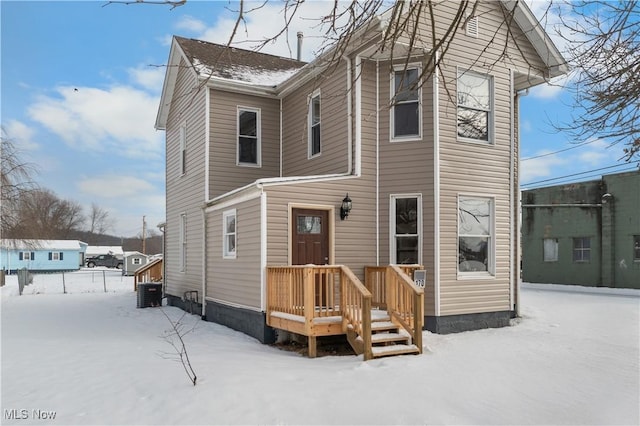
<box><xmin>266</xmin><ymin>265</ymin><xmax>424</xmax><ymax>360</ymax></box>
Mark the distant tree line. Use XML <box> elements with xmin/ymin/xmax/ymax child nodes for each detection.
<box><xmin>1</xmin><ymin>129</ymin><xmax>162</xmax><ymax>254</ymax></box>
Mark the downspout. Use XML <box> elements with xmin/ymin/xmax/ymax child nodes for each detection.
<box><xmin>201</xmin><ymin>206</ymin><xmax>207</xmax><ymax>318</ymax></box>
<box><xmin>279</xmin><ymin>98</ymin><xmax>283</xmax><ymax>177</ymax></box>
<box><xmin>509</xmin><ymin>69</ymin><xmax>515</xmax><ymax>315</ymax></box>
<box><xmin>205</xmin><ymin>89</ymin><xmax>211</xmax><ymax>200</ymax></box>
<box><xmin>345</xmin><ymin>56</ymin><xmax>353</xmax><ymax>176</ymax></box>
<box><xmin>203</xmin><ymin>88</ymin><xmax>211</xmax><ymax>318</ymax></box>
<box><xmin>376</xmin><ymin>59</ymin><xmax>380</xmax><ymax>266</ymax></box>
<box><xmin>515</xmin><ymin>82</ymin><xmax>529</xmax><ymax>318</ymax></box>
<box><xmin>354</xmin><ymin>54</ymin><xmax>362</xmax><ymax>177</ymax></box>
<box><xmin>433</xmin><ymin>53</ymin><xmax>441</xmax><ymax>317</ymax></box>
<box><xmin>260</xmin><ymin>189</ymin><xmax>268</xmax><ymax>311</ymax></box>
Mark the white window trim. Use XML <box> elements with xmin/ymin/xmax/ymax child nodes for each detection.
<box><xmin>456</xmin><ymin>68</ymin><xmax>494</xmax><ymax>145</ymax></box>
<box><xmin>390</xmin><ymin>64</ymin><xmax>423</xmax><ymax>143</ymax></box>
<box><xmin>223</xmin><ymin>209</ymin><xmax>237</xmax><ymax>259</ymax></box>
<box><xmin>237</xmin><ymin>106</ymin><xmax>261</xmax><ymax>167</ymax></box>
<box><xmin>179</xmin><ymin>122</ymin><xmax>187</xmax><ymax>176</ymax></box>
<box><xmin>389</xmin><ymin>194</ymin><xmax>423</xmax><ymax>265</ymax></box>
<box><xmin>179</xmin><ymin>213</ymin><xmax>187</xmax><ymax>272</ymax></box>
<box><xmin>308</xmin><ymin>90</ymin><xmax>321</xmax><ymax>159</ymax></box>
<box><xmin>51</xmin><ymin>252</ymin><xmax>61</xmax><ymax>261</ymax></box>
<box><xmin>457</xmin><ymin>195</ymin><xmax>495</xmax><ymax>279</ymax></box>
<box><xmin>20</xmin><ymin>251</ymin><xmax>33</xmax><ymax>261</ymax></box>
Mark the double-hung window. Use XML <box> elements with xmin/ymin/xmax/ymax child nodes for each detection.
<box><xmin>391</xmin><ymin>66</ymin><xmax>421</xmax><ymax>140</ymax></box>
<box><xmin>457</xmin><ymin>70</ymin><xmax>493</xmax><ymax>143</ymax></box>
<box><xmin>223</xmin><ymin>209</ymin><xmax>237</xmax><ymax>259</ymax></box>
<box><xmin>458</xmin><ymin>196</ymin><xmax>494</xmax><ymax>275</ymax></box>
<box><xmin>238</xmin><ymin>107</ymin><xmax>260</xmax><ymax>166</ymax></box>
<box><xmin>308</xmin><ymin>91</ymin><xmax>321</xmax><ymax>157</ymax></box>
<box><xmin>573</xmin><ymin>237</ymin><xmax>591</xmax><ymax>262</ymax></box>
<box><xmin>391</xmin><ymin>195</ymin><xmax>421</xmax><ymax>264</ymax></box>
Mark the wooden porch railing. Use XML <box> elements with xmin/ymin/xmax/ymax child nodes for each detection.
<box><xmin>266</xmin><ymin>265</ymin><xmax>372</xmax><ymax>359</ymax></box>
<box><xmin>134</xmin><ymin>258</ymin><xmax>163</xmax><ymax>291</ymax></box>
<box><xmin>364</xmin><ymin>264</ymin><xmax>423</xmax><ymax>309</ymax></box>
<box><xmin>385</xmin><ymin>265</ymin><xmax>424</xmax><ymax>353</ymax></box>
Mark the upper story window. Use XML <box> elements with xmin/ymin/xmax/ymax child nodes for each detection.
<box><xmin>237</xmin><ymin>107</ymin><xmax>261</xmax><ymax>166</ymax></box>
<box><xmin>391</xmin><ymin>66</ymin><xmax>421</xmax><ymax>141</ymax></box>
<box><xmin>179</xmin><ymin>123</ymin><xmax>186</xmax><ymax>175</ymax></box>
<box><xmin>458</xmin><ymin>196</ymin><xmax>494</xmax><ymax>275</ymax></box>
<box><xmin>223</xmin><ymin>209</ymin><xmax>237</xmax><ymax>259</ymax></box>
<box><xmin>390</xmin><ymin>195</ymin><xmax>421</xmax><ymax>265</ymax></box>
<box><xmin>573</xmin><ymin>237</ymin><xmax>591</xmax><ymax>263</ymax></box>
<box><xmin>308</xmin><ymin>91</ymin><xmax>321</xmax><ymax>157</ymax></box>
<box><xmin>457</xmin><ymin>70</ymin><xmax>493</xmax><ymax>143</ymax></box>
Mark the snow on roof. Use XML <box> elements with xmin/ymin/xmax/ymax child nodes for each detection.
<box><xmin>0</xmin><ymin>239</ymin><xmax>87</xmax><ymax>251</ymax></box>
<box><xmin>123</xmin><ymin>251</ymin><xmax>147</xmax><ymax>257</ymax></box>
<box><xmin>176</xmin><ymin>37</ymin><xmax>306</xmax><ymax>87</ymax></box>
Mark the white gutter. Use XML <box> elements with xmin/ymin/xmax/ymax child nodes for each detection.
<box><xmin>433</xmin><ymin>53</ymin><xmax>441</xmax><ymax>317</ymax></box>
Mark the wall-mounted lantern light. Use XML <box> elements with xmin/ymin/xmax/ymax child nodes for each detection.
<box><xmin>340</xmin><ymin>194</ymin><xmax>352</xmax><ymax>220</ymax></box>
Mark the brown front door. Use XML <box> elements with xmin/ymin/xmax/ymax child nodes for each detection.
<box><xmin>292</xmin><ymin>208</ymin><xmax>329</xmax><ymax>265</ymax></box>
<box><xmin>292</xmin><ymin>208</ymin><xmax>331</xmax><ymax>308</ymax></box>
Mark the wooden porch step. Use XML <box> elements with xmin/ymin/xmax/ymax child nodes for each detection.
<box><xmin>371</xmin><ymin>321</ymin><xmax>398</xmax><ymax>332</ymax></box>
<box><xmin>371</xmin><ymin>331</ymin><xmax>411</xmax><ymax>345</ymax></box>
<box><xmin>372</xmin><ymin>344</ymin><xmax>420</xmax><ymax>358</ymax></box>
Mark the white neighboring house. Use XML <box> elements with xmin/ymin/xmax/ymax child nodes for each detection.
<box><xmin>123</xmin><ymin>251</ymin><xmax>149</xmax><ymax>276</ymax></box>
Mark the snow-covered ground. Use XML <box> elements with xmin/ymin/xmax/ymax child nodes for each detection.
<box><xmin>1</xmin><ymin>275</ymin><xmax>638</xmax><ymax>425</ymax></box>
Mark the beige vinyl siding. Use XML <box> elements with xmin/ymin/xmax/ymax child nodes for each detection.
<box><xmin>427</xmin><ymin>0</ymin><xmax>543</xmax><ymax>315</ymax></box>
<box><xmin>208</xmin><ymin>90</ymin><xmax>280</xmax><ymax>198</ymax></box>
<box><xmin>282</xmin><ymin>61</ymin><xmax>350</xmax><ymax>176</ymax></box>
<box><xmin>375</xmin><ymin>57</ymin><xmax>437</xmax><ymax>316</ymax></box>
<box><xmin>206</xmin><ymin>195</ymin><xmax>262</xmax><ymax>309</ymax></box>
<box><xmin>164</xmin><ymin>57</ymin><xmax>206</xmax><ymax>297</ymax></box>
<box><xmin>264</xmin><ymin>178</ymin><xmax>378</xmax><ymax>281</ymax></box>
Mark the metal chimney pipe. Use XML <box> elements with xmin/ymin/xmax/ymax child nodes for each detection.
<box><xmin>297</xmin><ymin>31</ymin><xmax>303</xmax><ymax>61</ymax></box>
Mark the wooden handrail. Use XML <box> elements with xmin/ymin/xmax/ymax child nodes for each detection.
<box><xmin>340</xmin><ymin>266</ymin><xmax>372</xmax><ymax>360</ymax></box>
<box><xmin>385</xmin><ymin>265</ymin><xmax>424</xmax><ymax>353</ymax></box>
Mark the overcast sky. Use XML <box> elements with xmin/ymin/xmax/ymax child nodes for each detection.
<box><xmin>1</xmin><ymin>1</ymin><xmax>633</xmax><ymax>237</ymax></box>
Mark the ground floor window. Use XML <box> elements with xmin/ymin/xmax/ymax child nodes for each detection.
<box><xmin>223</xmin><ymin>209</ymin><xmax>237</xmax><ymax>259</ymax></box>
<box><xmin>390</xmin><ymin>195</ymin><xmax>421</xmax><ymax>264</ymax></box>
<box><xmin>49</xmin><ymin>252</ymin><xmax>63</xmax><ymax>261</ymax></box>
<box><xmin>573</xmin><ymin>237</ymin><xmax>591</xmax><ymax>263</ymax></box>
<box><xmin>19</xmin><ymin>251</ymin><xmax>34</xmax><ymax>261</ymax></box>
<box><xmin>633</xmin><ymin>235</ymin><xmax>640</xmax><ymax>261</ymax></box>
<box><xmin>543</xmin><ymin>238</ymin><xmax>559</xmax><ymax>262</ymax></box>
<box><xmin>458</xmin><ymin>196</ymin><xmax>493</xmax><ymax>274</ymax></box>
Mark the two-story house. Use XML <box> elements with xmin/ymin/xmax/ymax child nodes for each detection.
<box><xmin>156</xmin><ymin>0</ymin><xmax>567</xmax><ymax>359</ymax></box>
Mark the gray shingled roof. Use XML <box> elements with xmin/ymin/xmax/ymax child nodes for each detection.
<box><xmin>175</xmin><ymin>36</ymin><xmax>307</xmax><ymax>87</ymax></box>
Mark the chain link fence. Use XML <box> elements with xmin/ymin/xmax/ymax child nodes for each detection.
<box><xmin>5</xmin><ymin>269</ymin><xmax>133</xmax><ymax>295</ymax></box>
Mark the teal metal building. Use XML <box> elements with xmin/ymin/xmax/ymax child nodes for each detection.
<box><xmin>521</xmin><ymin>170</ymin><xmax>639</xmax><ymax>289</ymax></box>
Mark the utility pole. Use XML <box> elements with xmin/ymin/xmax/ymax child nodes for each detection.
<box><xmin>142</xmin><ymin>215</ymin><xmax>147</xmax><ymax>254</ymax></box>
